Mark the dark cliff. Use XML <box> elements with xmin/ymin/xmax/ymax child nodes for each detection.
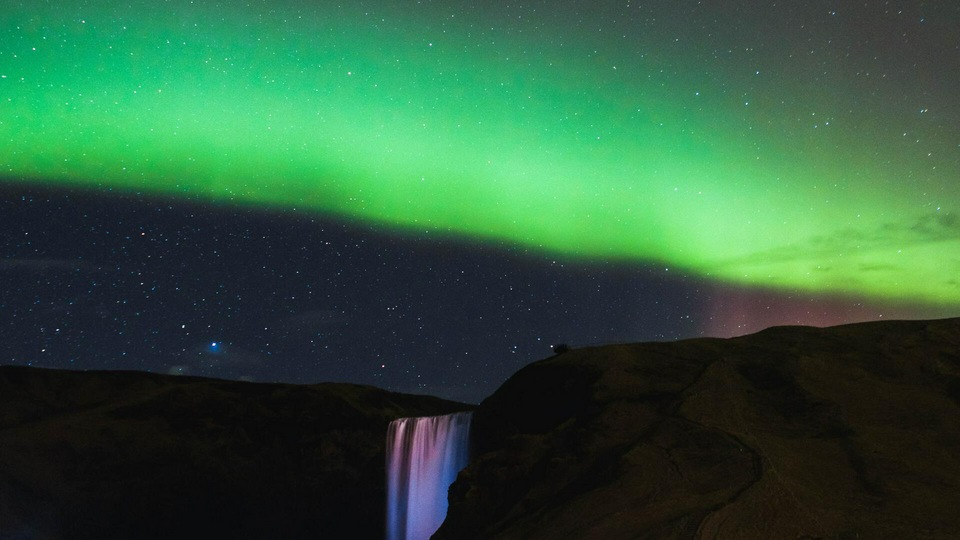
<box><xmin>436</xmin><ymin>318</ymin><xmax>960</xmax><ymax>539</ymax></box>
<box><xmin>0</xmin><ymin>367</ymin><xmax>468</xmax><ymax>540</ymax></box>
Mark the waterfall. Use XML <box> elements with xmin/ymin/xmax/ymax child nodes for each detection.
<box><xmin>386</xmin><ymin>412</ymin><xmax>472</xmax><ymax>540</ymax></box>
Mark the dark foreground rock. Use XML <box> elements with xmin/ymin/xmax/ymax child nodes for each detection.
<box><xmin>0</xmin><ymin>368</ymin><xmax>468</xmax><ymax>540</ymax></box>
<box><xmin>436</xmin><ymin>317</ymin><xmax>960</xmax><ymax>540</ymax></box>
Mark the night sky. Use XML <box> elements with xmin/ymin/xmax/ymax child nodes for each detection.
<box><xmin>2</xmin><ymin>1</ymin><xmax>958</xmax><ymax>404</ymax></box>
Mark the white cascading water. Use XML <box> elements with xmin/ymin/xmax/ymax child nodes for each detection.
<box><xmin>386</xmin><ymin>412</ymin><xmax>472</xmax><ymax>540</ymax></box>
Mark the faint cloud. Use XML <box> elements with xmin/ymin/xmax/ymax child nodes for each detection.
<box><xmin>166</xmin><ymin>365</ymin><xmax>192</xmax><ymax>376</ymax></box>
<box><xmin>720</xmin><ymin>209</ymin><xmax>960</xmax><ymax>269</ymax></box>
<box><xmin>706</xmin><ymin>209</ymin><xmax>960</xmax><ymax>305</ymax></box>
<box><xmin>910</xmin><ymin>211</ymin><xmax>960</xmax><ymax>238</ymax></box>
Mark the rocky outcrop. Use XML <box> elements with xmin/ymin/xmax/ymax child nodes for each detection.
<box><xmin>0</xmin><ymin>367</ymin><xmax>468</xmax><ymax>540</ymax></box>
<box><xmin>436</xmin><ymin>318</ymin><xmax>960</xmax><ymax>539</ymax></box>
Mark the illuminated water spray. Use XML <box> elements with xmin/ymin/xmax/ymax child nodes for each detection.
<box><xmin>386</xmin><ymin>412</ymin><xmax>472</xmax><ymax>540</ymax></box>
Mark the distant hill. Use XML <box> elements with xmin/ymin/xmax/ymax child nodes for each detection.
<box><xmin>436</xmin><ymin>317</ymin><xmax>960</xmax><ymax>539</ymax></box>
<box><xmin>0</xmin><ymin>368</ymin><xmax>469</xmax><ymax>539</ymax></box>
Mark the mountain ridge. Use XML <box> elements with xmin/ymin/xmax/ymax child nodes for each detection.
<box><xmin>437</xmin><ymin>317</ymin><xmax>960</xmax><ymax>539</ymax></box>
<box><xmin>1</xmin><ymin>317</ymin><xmax>959</xmax><ymax>539</ymax></box>
<box><xmin>0</xmin><ymin>366</ymin><xmax>470</xmax><ymax>539</ymax></box>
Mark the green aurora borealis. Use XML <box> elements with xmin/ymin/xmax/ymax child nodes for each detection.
<box><xmin>3</xmin><ymin>1</ymin><xmax>959</xmax><ymax>307</ymax></box>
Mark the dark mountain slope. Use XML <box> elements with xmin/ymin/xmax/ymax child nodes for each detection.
<box><xmin>0</xmin><ymin>367</ymin><xmax>468</xmax><ymax>540</ymax></box>
<box><xmin>437</xmin><ymin>317</ymin><xmax>960</xmax><ymax>540</ymax></box>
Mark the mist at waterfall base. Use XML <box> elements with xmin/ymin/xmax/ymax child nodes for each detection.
<box><xmin>386</xmin><ymin>413</ymin><xmax>472</xmax><ymax>540</ymax></box>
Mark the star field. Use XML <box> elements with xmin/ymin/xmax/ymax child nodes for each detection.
<box><xmin>1</xmin><ymin>1</ymin><xmax>958</xmax><ymax>402</ymax></box>
<box><xmin>2</xmin><ymin>188</ymin><xmax>953</xmax><ymax>403</ymax></box>
<box><xmin>1</xmin><ymin>188</ymin><xmax>719</xmax><ymax>402</ymax></box>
